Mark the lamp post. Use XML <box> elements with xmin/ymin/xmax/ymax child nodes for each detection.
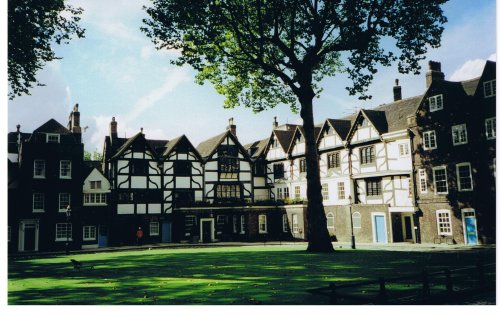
<box><xmin>65</xmin><ymin>205</ymin><xmax>72</xmax><ymax>255</ymax></box>
<box><xmin>348</xmin><ymin>195</ymin><xmax>356</xmax><ymax>249</ymax></box>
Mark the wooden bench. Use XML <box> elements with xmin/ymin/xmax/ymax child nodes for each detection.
<box><xmin>70</xmin><ymin>259</ymin><xmax>94</xmax><ymax>270</ymax></box>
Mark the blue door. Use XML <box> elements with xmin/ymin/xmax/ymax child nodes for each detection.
<box><xmin>98</xmin><ymin>225</ymin><xmax>108</xmax><ymax>248</ymax></box>
<box><xmin>465</xmin><ymin>217</ymin><xmax>478</xmax><ymax>245</ymax></box>
<box><xmin>374</xmin><ymin>215</ymin><xmax>387</xmax><ymax>243</ymax></box>
<box><xmin>162</xmin><ymin>222</ymin><xmax>172</xmax><ymax>243</ymax></box>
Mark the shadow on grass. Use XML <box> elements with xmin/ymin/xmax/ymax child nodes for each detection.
<box><xmin>8</xmin><ymin>247</ymin><xmax>495</xmax><ymax>305</ymax></box>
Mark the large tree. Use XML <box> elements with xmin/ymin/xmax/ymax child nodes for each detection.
<box><xmin>8</xmin><ymin>0</ymin><xmax>85</xmax><ymax>99</ymax></box>
<box><xmin>142</xmin><ymin>0</ymin><xmax>447</xmax><ymax>252</ymax></box>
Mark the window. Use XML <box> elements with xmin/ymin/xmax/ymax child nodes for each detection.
<box><xmin>185</xmin><ymin>215</ymin><xmax>196</xmax><ymax>227</ymax></box>
<box><xmin>292</xmin><ymin>214</ymin><xmax>299</xmax><ymax>233</ymax></box>
<box><xmin>366</xmin><ymin>178</ymin><xmax>382</xmax><ymax>196</ymax></box>
<box><xmin>327</xmin><ymin>152</ymin><xmax>340</xmax><ymax>169</ymax></box>
<box><xmin>174</xmin><ymin>161</ymin><xmax>192</xmax><ymax>176</ymax></box>
<box><xmin>233</xmin><ymin>215</ymin><xmax>238</xmax><ymax>233</ymax></box>
<box><xmin>216</xmin><ymin>184</ymin><xmax>241</xmax><ymax>200</ymax></box>
<box><xmin>423</xmin><ymin>131</ymin><xmax>437</xmax><ymax>150</ymax></box>
<box><xmin>484</xmin><ymin>79</ymin><xmax>496</xmax><ymax>98</ymax></box>
<box><xmin>283</xmin><ymin>187</ymin><xmax>289</xmax><ymax>199</ymax></box>
<box><xmin>352</xmin><ymin>212</ymin><xmax>361</xmax><ymax>229</ymax></box>
<box><xmin>90</xmin><ymin>181</ymin><xmax>102</xmax><ymax>189</ymax></box>
<box><xmin>282</xmin><ymin>214</ymin><xmax>288</xmax><ymax>232</ymax></box>
<box><xmin>418</xmin><ymin>169</ymin><xmax>428</xmax><ymax>194</ymax></box>
<box><xmin>299</xmin><ymin>159</ymin><xmax>306</xmax><ymax>173</ymax></box>
<box><xmin>273</xmin><ymin>163</ymin><xmax>285</xmax><ymax>179</ymax></box>
<box><xmin>436</xmin><ymin>210</ymin><xmax>452</xmax><ymax>236</ymax></box>
<box><xmin>485</xmin><ymin>117</ymin><xmax>496</xmax><ymax>139</ymax></box>
<box><xmin>429</xmin><ymin>94</ymin><xmax>443</xmax><ymax>112</ymax></box>
<box><xmin>277</xmin><ymin>187</ymin><xmax>289</xmax><ymax>200</ymax></box>
<box><xmin>337</xmin><ymin>182</ymin><xmax>345</xmax><ymax>200</ymax></box>
<box><xmin>59</xmin><ymin>160</ymin><xmax>72</xmax><ymax>178</ymax></box>
<box><xmin>131</xmin><ymin>160</ymin><xmax>148</xmax><ymax>175</ymax></box>
<box><xmin>433</xmin><ymin>166</ymin><xmax>448</xmax><ymax>194</ymax></box>
<box><xmin>294</xmin><ymin>186</ymin><xmax>301</xmax><ymax>199</ymax></box>
<box><xmin>258</xmin><ymin>215</ymin><xmax>267</xmax><ymax>233</ymax></box>
<box><xmin>55</xmin><ymin>223</ymin><xmax>72</xmax><ymax>241</ymax></box>
<box><xmin>326</xmin><ymin>213</ymin><xmax>334</xmax><ymax>228</ymax></box>
<box><xmin>173</xmin><ymin>190</ymin><xmax>194</xmax><ymax>207</ymax></box>
<box><xmin>150</xmin><ymin>222</ymin><xmax>159</xmax><ymax>236</ymax></box>
<box><xmin>33</xmin><ymin>193</ymin><xmax>45</xmax><ymax>212</ymax></box>
<box><xmin>117</xmin><ymin>192</ymin><xmax>134</xmax><ymax>202</ymax></box>
<box><xmin>218</xmin><ymin>145</ymin><xmax>239</xmax><ymax>173</ymax></box>
<box><xmin>217</xmin><ymin>215</ymin><xmax>227</xmax><ymax>225</ymax></box>
<box><xmin>360</xmin><ymin>146</ymin><xmax>375</xmax><ymax>165</ymax></box>
<box><xmin>452</xmin><ymin>124</ymin><xmax>468</xmax><ymax>145</ymax></box>
<box><xmin>240</xmin><ymin>215</ymin><xmax>246</xmax><ymax>233</ymax></box>
<box><xmin>254</xmin><ymin>161</ymin><xmax>266</xmax><ymax>176</ymax></box>
<box><xmin>46</xmin><ymin>133</ymin><xmax>60</xmax><ymax>143</ymax></box>
<box><xmin>321</xmin><ymin>184</ymin><xmax>329</xmax><ymax>201</ymax></box>
<box><xmin>456</xmin><ymin>163</ymin><xmax>473</xmax><ymax>191</ymax></box>
<box><xmin>83</xmin><ymin>226</ymin><xmax>97</xmax><ymax>240</ymax></box>
<box><xmin>59</xmin><ymin>193</ymin><xmax>70</xmax><ymax>211</ymax></box>
<box><xmin>33</xmin><ymin>160</ymin><xmax>45</xmax><ymax>178</ymax></box>
<box><xmin>398</xmin><ymin>143</ymin><xmax>410</xmax><ymax>157</ymax></box>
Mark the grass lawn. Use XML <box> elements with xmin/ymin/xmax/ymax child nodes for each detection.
<box><xmin>8</xmin><ymin>245</ymin><xmax>495</xmax><ymax>305</ymax></box>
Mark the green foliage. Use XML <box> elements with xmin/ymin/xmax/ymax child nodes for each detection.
<box><xmin>142</xmin><ymin>0</ymin><xmax>447</xmax><ymax>107</ymax></box>
<box><xmin>83</xmin><ymin>150</ymin><xmax>102</xmax><ymax>161</ymax></box>
<box><xmin>83</xmin><ymin>151</ymin><xmax>92</xmax><ymax>161</ymax></box>
<box><xmin>8</xmin><ymin>0</ymin><xmax>85</xmax><ymax>100</ymax></box>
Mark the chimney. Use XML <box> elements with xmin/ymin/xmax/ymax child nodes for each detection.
<box><xmin>110</xmin><ymin>117</ymin><xmax>118</xmax><ymax>140</ymax></box>
<box><xmin>68</xmin><ymin>103</ymin><xmax>81</xmax><ymax>143</ymax></box>
<box><xmin>140</xmin><ymin>127</ymin><xmax>144</xmax><ymax>135</ymax></box>
<box><xmin>393</xmin><ymin>79</ymin><xmax>402</xmax><ymax>101</ymax></box>
<box><xmin>227</xmin><ymin>117</ymin><xmax>236</xmax><ymax>137</ymax></box>
<box><xmin>272</xmin><ymin>116</ymin><xmax>278</xmax><ymax>129</ymax></box>
<box><xmin>426</xmin><ymin>61</ymin><xmax>445</xmax><ymax>87</ymax></box>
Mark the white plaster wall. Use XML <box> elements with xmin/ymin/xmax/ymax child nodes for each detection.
<box><xmin>149</xmin><ymin>204</ymin><xmax>161</xmax><ymax>214</ymax></box>
<box><xmin>117</xmin><ymin>204</ymin><xmax>134</xmax><ymax>214</ymax></box>
<box><xmin>131</xmin><ymin>176</ymin><xmax>147</xmax><ymax>188</ymax></box>
<box><xmin>117</xmin><ymin>175</ymin><xmax>129</xmax><ymax>188</ymax></box>
<box><xmin>137</xmin><ymin>204</ymin><xmax>147</xmax><ymax>214</ymax></box>
<box><xmin>176</xmin><ymin>177</ymin><xmax>191</xmax><ymax>188</ymax></box>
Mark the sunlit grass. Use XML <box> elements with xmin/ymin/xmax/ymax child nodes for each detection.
<box><xmin>8</xmin><ymin>245</ymin><xmax>494</xmax><ymax>305</ymax></box>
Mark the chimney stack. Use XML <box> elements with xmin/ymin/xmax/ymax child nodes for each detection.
<box><xmin>426</xmin><ymin>61</ymin><xmax>445</xmax><ymax>87</ymax></box>
<box><xmin>68</xmin><ymin>103</ymin><xmax>81</xmax><ymax>143</ymax></box>
<box><xmin>110</xmin><ymin>117</ymin><xmax>118</xmax><ymax>140</ymax></box>
<box><xmin>272</xmin><ymin>116</ymin><xmax>278</xmax><ymax>129</ymax></box>
<box><xmin>227</xmin><ymin>117</ymin><xmax>236</xmax><ymax>137</ymax></box>
<box><xmin>393</xmin><ymin>79</ymin><xmax>402</xmax><ymax>101</ymax></box>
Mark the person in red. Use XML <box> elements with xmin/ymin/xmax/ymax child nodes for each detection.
<box><xmin>136</xmin><ymin>227</ymin><xmax>144</xmax><ymax>246</ymax></box>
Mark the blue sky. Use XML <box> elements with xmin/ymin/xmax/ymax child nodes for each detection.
<box><xmin>6</xmin><ymin>0</ymin><xmax>497</xmax><ymax>153</ymax></box>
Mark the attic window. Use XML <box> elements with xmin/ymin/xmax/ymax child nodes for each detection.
<box><xmin>484</xmin><ymin>80</ymin><xmax>496</xmax><ymax>98</ymax></box>
<box><xmin>46</xmin><ymin>133</ymin><xmax>60</xmax><ymax>143</ymax></box>
<box><xmin>429</xmin><ymin>94</ymin><xmax>443</xmax><ymax>112</ymax></box>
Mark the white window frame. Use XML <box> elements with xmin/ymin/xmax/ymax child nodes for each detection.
<box><xmin>326</xmin><ymin>212</ymin><xmax>334</xmax><ymax>228</ymax></box>
<box><xmin>429</xmin><ymin>94</ymin><xmax>443</xmax><ymax>112</ymax></box>
<box><xmin>483</xmin><ymin>79</ymin><xmax>496</xmax><ymax>98</ymax></box>
<box><xmin>418</xmin><ymin>169</ymin><xmax>428</xmax><ymax>194</ymax></box>
<box><xmin>58</xmin><ymin>193</ymin><xmax>71</xmax><ymax>211</ymax></box>
<box><xmin>485</xmin><ymin>117</ymin><xmax>496</xmax><ymax>140</ymax></box>
<box><xmin>292</xmin><ymin>214</ymin><xmax>299</xmax><ymax>233</ymax></box>
<box><xmin>55</xmin><ymin>223</ymin><xmax>72</xmax><ymax>241</ymax></box>
<box><xmin>423</xmin><ymin>131</ymin><xmax>437</xmax><ymax>150</ymax></box>
<box><xmin>83</xmin><ymin>193</ymin><xmax>107</xmax><ymax>205</ymax></box>
<box><xmin>258</xmin><ymin>215</ymin><xmax>267</xmax><ymax>234</ymax></box>
<box><xmin>294</xmin><ymin>186</ymin><xmax>301</xmax><ymax>199</ymax></box>
<box><xmin>33</xmin><ymin>160</ymin><xmax>46</xmax><ymax>178</ymax></box>
<box><xmin>321</xmin><ymin>183</ymin><xmax>329</xmax><ymax>201</ymax></box>
<box><xmin>282</xmin><ymin>214</ymin><xmax>288</xmax><ymax>232</ymax></box>
<box><xmin>277</xmin><ymin>187</ymin><xmax>283</xmax><ymax>200</ymax></box>
<box><xmin>451</xmin><ymin>124</ymin><xmax>468</xmax><ymax>146</ymax></box>
<box><xmin>352</xmin><ymin>212</ymin><xmax>361</xmax><ymax>229</ymax></box>
<box><xmin>456</xmin><ymin>162</ymin><xmax>473</xmax><ymax>192</ymax></box>
<box><xmin>240</xmin><ymin>215</ymin><xmax>246</xmax><ymax>234</ymax></box>
<box><xmin>398</xmin><ymin>143</ymin><xmax>410</xmax><ymax>157</ymax></box>
<box><xmin>432</xmin><ymin>166</ymin><xmax>448</xmax><ymax>195</ymax></box>
<box><xmin>46</xmin><ymin>133</ymin><xmax>60</xmax><ymax>143</ymax></box>
<box><xmin>33</xmin><ymin>193</ymin><xmax>45</xmax><ymax>212</ymax></box>
<box><xmin>90</xmin><ymin>181</ymin><xmax>102</xmax><ymax>189</ymax></box>
<box><xmin>83</xmin><ymin>226</ymin><xmax>97</xmax><ymax>241</ymax></box>
<box><xmin>337</xmin><ymin>182</ymin><xmax>345</xmax><ymax>200</ymax></box>
<box><xmin>185</xmin><ymin>215</ymin><xmax>196</xmax><ymax>227</ymax></box>
<box><xmin>150</xmin><ymin>222</ymin><xmax>159</xmax><ymax>236</ymax></box>
<box><xmin>283</xmin><ymin>187</ymin><xmax>289</xmax><ymax>199</ymax></box>
<box><xmin>436</xmin><ymin>210</ymin><xmax>452</xmax><ymax>236</ymax></box>
<box><xmin>59</xmin><ymin>160</ymin><xmax>72</xmax><ymax>179</ymax></box>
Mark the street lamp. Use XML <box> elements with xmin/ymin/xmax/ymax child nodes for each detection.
<box><xmin>348</xmin><ymin>195</ymin><xmax>356</xmax><ymax>249</ymax></box>
<box><xmin>65</xmin><ymin>205</ymin><xmax>72</xmax><ymax>255</ymax></box>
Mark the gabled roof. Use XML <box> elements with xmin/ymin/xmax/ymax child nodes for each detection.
<box><xmin>361</xmin><ymin>109</ymin><xmax>388</xmax><ymax>134</ymax></box>
<box><xmin>461</xmin><ymin>77</ymin><xmax>481</xmax><ymax>97</ymax></box>
<box><xmin>287</xmin><ymin>125</ymin><xmax>321</xmax><ymax>153</ymax></box>
<box><xmin>326</xmin><ymin>119</ymin><xmax>352</xmax><ymax>140</ymax></box>
<box><xmin>109</xmin><ymin>132</ymin><xmax>167</xmax><ymax>160</ymax></box>
<box><xmin>82</xmin><ymin>160</ymin><xmax>103</xmax><ymax>179</ymax></box>
<box><xmin>273</xmin><ymin>129</ymin><xmax>296</xmax><ymax>152</ymax></box>
<box><xmin>32</xmin><ymin>119</ymin><xmax>71</xmax><ymax>134</ymax></box>
<box><xmin>244</xmin><ymin>137</ymin><xmax>270</xmax><ymax>160</ymax></box>
<box><xmin>196</xmin><ymin>130</ymin><xmax>251</xmax><ymax>160</ymax></box>
<box><xmin>162</xmin><ymin>134</ymin><xmax>202</xmax><ymax>160</ymax></box>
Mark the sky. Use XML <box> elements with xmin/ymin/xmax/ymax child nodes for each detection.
<box><xmin>6</xmin><ymin>0</ymin><xmax>497</xmax><ymax>154</ymax></box>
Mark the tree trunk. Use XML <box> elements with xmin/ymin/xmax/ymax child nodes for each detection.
<box><xmin>299</xmin><ymin>89</ymin><xmax>334</xmax><ymax>253</ymax></box>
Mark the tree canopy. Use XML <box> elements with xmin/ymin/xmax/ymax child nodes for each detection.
<box><xmin>8</xmin><ymin>0</ymin><xmax>85</xmax><ymax>100</ymax></box>
<box><xmin>143</xmin><ymin>0</ymin><xmax>448</xmax><ymax>252</ymax></box>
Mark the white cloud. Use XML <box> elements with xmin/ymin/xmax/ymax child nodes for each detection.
<box><xmin>487</xmin><ymin>53</ymin><xmax>496</xmax><ymax>61</ymax></box>
<box><xmin>449</xmin><ymin>54</ymin><xmax>495</xmax><ymax>81</ymax></box>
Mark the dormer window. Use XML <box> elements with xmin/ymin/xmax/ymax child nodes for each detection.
<box><xmin>484</xmin><ymin>79</ymin><xmax>496</xmax><ymax>98</ymax></box>
<box><xmin>429</xmin><ymin>94</ymin><xmax>443</xmax><ymax>112</ymax></box>
<box><xmin>46</xmin><ymin>133</ymin><xmax>60</xmax><ymax>143</ymax></box>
